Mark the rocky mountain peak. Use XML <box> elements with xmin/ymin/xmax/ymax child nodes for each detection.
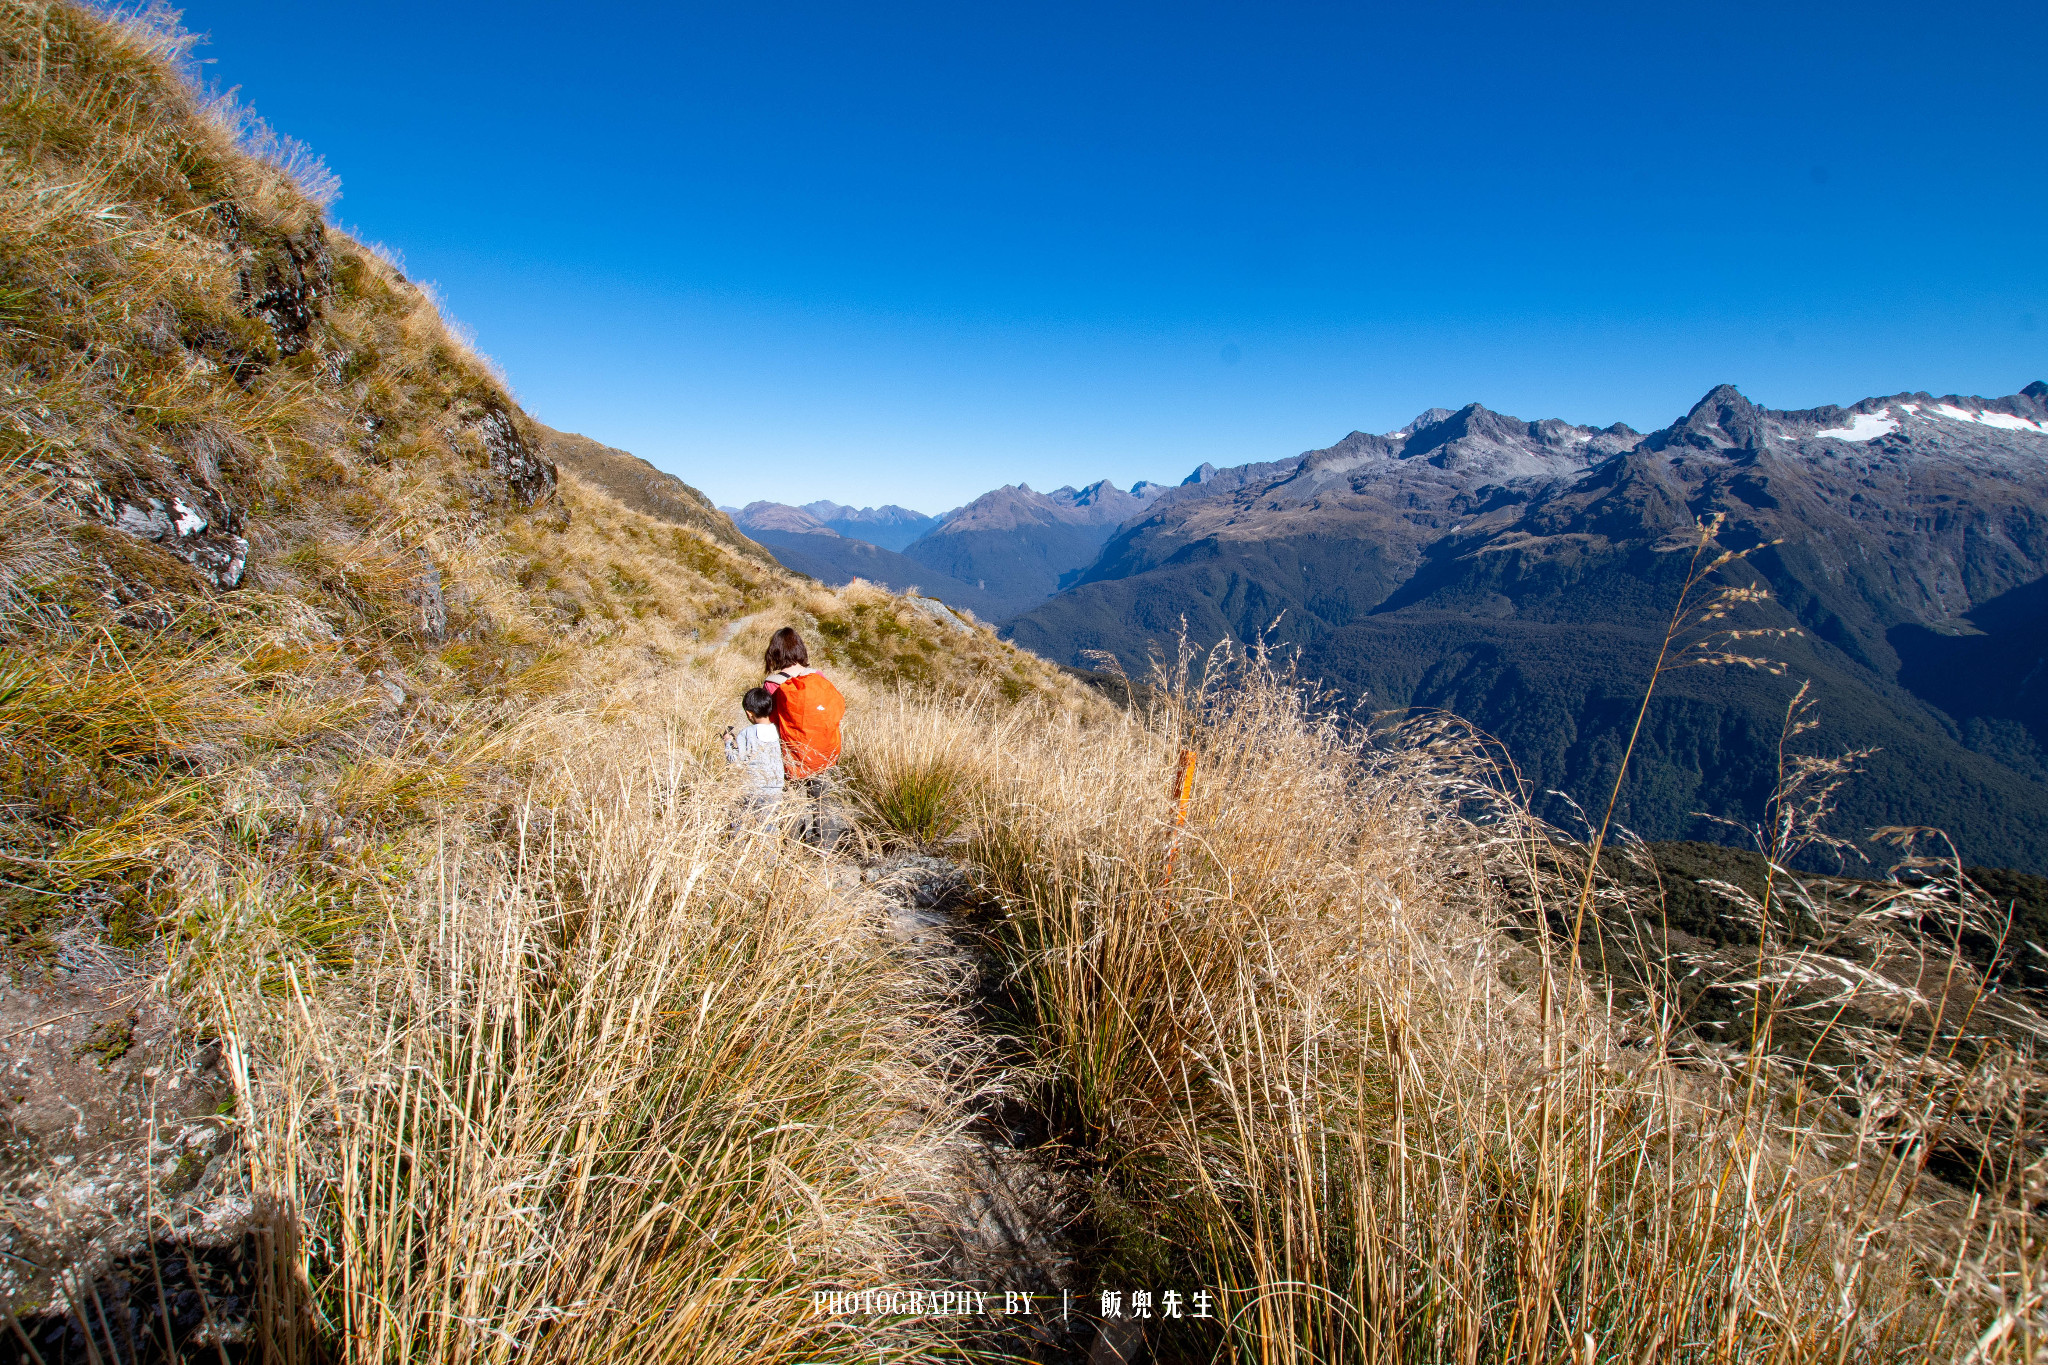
<box><xmin>1399</xmin><ymin>403</ymin><xmax>1501</xmax><ymax>455</ymax></box>
<box><xmin>1299</xmin><ymin>430</ymin><xmax>1396</xmax><ymax>471</ymax></box>
<box><xmin>1389</xmin><ymin>408</ymin><xmax>1457</xmax><ymax>439</ymax></box>
<box><xmin>1650</xmin><ymin>383</ymin><xmax>1768</xmax><ymax>454</ymax></box>
<box><xmin>1367</xmin><ymin>403</ymin><xmax>1623</xmax><ymax>482</ymax></box>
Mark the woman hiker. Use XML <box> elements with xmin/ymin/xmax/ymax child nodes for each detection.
<box><xmin>761</xmin><ymin>626</ymin><xmax>847</xmax><ymax>847</ymax></box>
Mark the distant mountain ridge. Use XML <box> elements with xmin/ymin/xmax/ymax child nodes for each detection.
<box><xmin>719</xmin><ymin>500</ymin><xmax>991</xmax><ymax>616</ymax></box>
<box><xmin>729</xmin><ymin>500</ymin><xmax>936</xmax><ymax>548</ymax></box>
<box><xmin>732</xmin><ymin>479</ymin><xmax>1178</xmax><ymax>620</ymax></box>
<box><xmin>1007</xmin><ymin>381</ymin><xmax>2048</xmax><ymax>873</ymax></box>
<box><xmin>803</xmin><ymin>500</ymin><xmax>940</xmax><ymax>551</ymax></box>
<box><xmin>895</xmin><ymin>479</ymin><xmax>1173</xmax><ymax>618</ymax></box>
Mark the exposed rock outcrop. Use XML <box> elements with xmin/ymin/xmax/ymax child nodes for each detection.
<box><xmin>216</xmin><ymin>203</ymin><xmax>333</xmax><ymax>359</ymax></box>
<box><xmin>0</xmin><ymin>961</ymin><xmax>250</xmax><ymax>1327</ymax></box>
<box><xmin>474</xmin><ymin>405</ymin><xmax>557</xmax><ymax>508</ymax></box>
<box><xmin>29</xmin><ymin>448</ymin><xmax>248</xmax><ymax>592</ymax></box>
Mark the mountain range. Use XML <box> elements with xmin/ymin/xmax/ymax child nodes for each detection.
<box><xmin>726</xmin><ymin>499</ymin><xmax>939</xmax><ymax>550</ymax></box>
<box><xmin>726</xmin><ymin>382</ymin><xmax>2048</xmax><ymax>873</ymax></box>
<box><xmin>729</xmin><ymin>479</ymin><xmax>1177</xmax><ymax>619</ymax></box>
<box><xmin>1008</xmin><ymin>383</ymin><xmax>2048</xmax><ymax>871</ymax></box>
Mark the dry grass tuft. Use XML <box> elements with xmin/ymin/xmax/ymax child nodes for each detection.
<box><xmin>207</xmin><ymin>704</ymin><xmax>978</xmax><ymax>1361</ymax></box>
<box><xmin>842</xmin><ymin>691</ymin><xmax>986</xmax><ymax>848</ymax></box>
<box><xmin>931</xmin><ymin>642</ymin><xmax>2048</xmax><ymax>1362</ymax></box>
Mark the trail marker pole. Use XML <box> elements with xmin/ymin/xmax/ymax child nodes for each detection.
<box><xmin>1162</xmin><ymin>748</ymin><xmax>1197</xmax><ymax>883</ymax></box>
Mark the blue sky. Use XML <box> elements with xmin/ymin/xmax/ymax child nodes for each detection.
<box><xmin>179</xmin><ymin>0</ymin><xmax>2045</xmax><ymax>513</ymax></box>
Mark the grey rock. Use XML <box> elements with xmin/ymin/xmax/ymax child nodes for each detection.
<box><xmin>907</xmin><ymin>593</ymin><xmax>975</xmax><ymax>635</ymax></box>
<box><xmin>215</xmin><ymin>202</ymin><xmax>332</xmax><ymax>358</ymax></box>
<box><xmin>415</xmin><ymin>549</ymin><xmax>447</xmax><ymax>641</ymax></box>
<box><xmin>0</xmin><ymin>967</ymin><xmax>249</xmax><ymax>1318</ymax></box>
<box><xmin>474</xmin><ymin>406</ymin><xmax>557</xmax><ymax>507</ymax></box>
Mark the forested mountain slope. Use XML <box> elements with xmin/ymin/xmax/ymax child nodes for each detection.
<box><xmin>1009</xmin><ymin>385</ymin><xmax>2048</xmax><ymax>871</ymax></box>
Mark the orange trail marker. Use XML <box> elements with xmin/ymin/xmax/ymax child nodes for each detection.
<box><xmin>1162</xmin><ymin>747</ymin><xmax>1197</xmax><ymax>881</ymax></box>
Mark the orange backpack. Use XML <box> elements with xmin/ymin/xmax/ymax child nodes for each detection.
<box><xmin>771</xmin><ymin>670</ymin><xmax>845</xmax><ymax>779</ymax></box>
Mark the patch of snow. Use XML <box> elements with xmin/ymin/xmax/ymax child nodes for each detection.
<box><xmin>1973</xmin><ymin>411</ymin><xmax>2048</xmax><ymax>433</ymax></box>
<box><xmin>1812</xmin><ymin>409</ymin><xmax>1898</xmax><ymax>442</ymax></box>
<box><xmin>1930</xmin><ymin>404</ymin><xmax>2048</xmax><ymax>434</ymax></box>
<box><xmin>171</xmin><ymin>498</ymin><xmax>208</xmax><ymax>536</ymax></box>
<box><xmin>1900</xmin><ymin>403</ymin><xmax>1920</xmax><ymax>413</ymax></box>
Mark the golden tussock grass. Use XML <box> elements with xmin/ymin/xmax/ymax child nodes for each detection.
<box><xmin>924</xmin><ymin>642</ymin><xmax>2047</xmax><ymax>1362</ymax></box>
<box><xmin>206</xmin><ymin>704</ymin><xmax>975</xmax><ymax>1362</ymax></box>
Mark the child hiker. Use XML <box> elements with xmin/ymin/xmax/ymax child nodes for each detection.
<box><xmin>761</xmin><ymin>627</ymin><xmax>847</xmax><ymax>846</ymax></box>
<box><xmin>723</xmin><ymin>686</ymin><xmax>784</xmax><ymax>829</ymax></box>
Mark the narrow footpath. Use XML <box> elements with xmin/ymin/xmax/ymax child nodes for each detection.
<box><xmin>841</xmin><ymin>852</ymin><xmax>1143</xmax><ymax>1364</ymax></box>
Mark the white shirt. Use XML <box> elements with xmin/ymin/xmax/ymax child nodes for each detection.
<box><xmin>724</xmin><ymin>722</ymin><xmax>785</xmax><ymax>799</ymax></box>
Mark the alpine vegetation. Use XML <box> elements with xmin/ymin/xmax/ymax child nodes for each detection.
<box><xmin>0</xmin><ymin>3</ymin><xmax>2041</xmax><ymax>1363</ymax></box>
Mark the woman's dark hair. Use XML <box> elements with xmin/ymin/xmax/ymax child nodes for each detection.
<box><xmin>764</xmin><ymin>627</ymin><xmax>809</xmax><ymax>672</ymax></box>
<box><xmin>742</xmin><ymin>687</ymin><xmax>774</xmax><ymax>719</ymax></box>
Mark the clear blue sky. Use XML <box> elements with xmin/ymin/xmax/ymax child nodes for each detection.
<box><xmin>177</xmin><ymin>0</ymin><xmax>2045</xmax><ymax>514</ymax></box>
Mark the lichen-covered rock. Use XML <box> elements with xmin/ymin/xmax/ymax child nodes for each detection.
<box><xmin>0</xmin><ymin>962</ymin><xmax>247</xmax><ymax>1320</ymax></box>
<box><xmin>215</xmin><ymin>202</ymin><xmax>333</xmax><ymax>358</ymax></box>
<box><xmin>32</xmin><ymin>456</ymin><xmax>249</xmax><ymax>591</ymax></box>
<box><xmin>414</xmin><ymin>548</ymin><xmax>447</xmax><ymax>641</ymax></box>
<box><xmin>475</xmin><ymin>406</ymin><xmax>557</xmax><ymax>507</ymax></box>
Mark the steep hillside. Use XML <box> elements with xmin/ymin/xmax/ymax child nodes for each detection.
<box><xmin>537</xmin><ymin>422</ymin><xmax>771</xmax><ymax>565</ymax></box>
<box><xmin>900</xmin><ymin>477</ymin><xmax>1169</xmax><ymax>617</ymax></box>
<box><xmin>0</xmin><ymin>0</ymin><xmax>1084</xmax><ymax>1333</ymax></box>
<box><xmin>1008</xmin><ymin>385</ymin><xmax>2048</xmax><ymax>871</ymax></box>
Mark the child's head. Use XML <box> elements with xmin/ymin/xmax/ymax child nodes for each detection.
<box><xmin>741</xmin><ymin>687</ymin><xmax>774</xmax><ymax>721</ymax></box>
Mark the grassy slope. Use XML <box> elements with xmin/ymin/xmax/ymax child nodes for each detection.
<box><xmin>0</xmin><ymin>3</ymin><xmax>1085</xmax><ymax>1350</ymax></box>
<box><xmin>534</xmin><ymin>420</ymin><xmax>771</xmax><ymax>565</ymax></box>
<box><xmin>0</xmin><ymin>0</ymin><xmax>1070</xmax><ymax>948</ymax></box>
